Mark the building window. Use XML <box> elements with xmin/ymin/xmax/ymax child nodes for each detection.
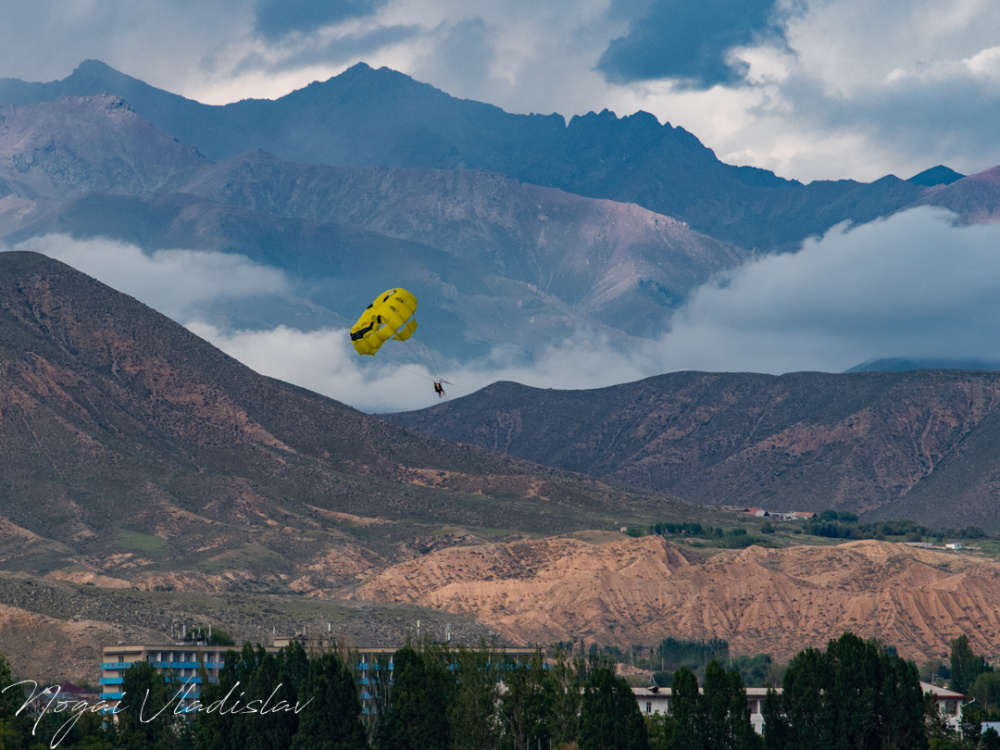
<box><xmin>646</xmin><ymin>702</ymin><xmax>652</xmax><ymax>714</ymax></box>
<box><xmin>945</xmin><ymin>701</ymin><xmax>958</xmax><ymax>715</ymax></box>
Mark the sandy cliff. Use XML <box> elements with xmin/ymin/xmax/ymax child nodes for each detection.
<box><xmin>355</xmin><ymin>534</ymin><xmax>1000</xmax><ymax>663</ymax></box>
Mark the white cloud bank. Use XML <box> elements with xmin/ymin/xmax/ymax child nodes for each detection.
<box><xmin>655</xmin><ymin>206</ymin><xmax>1000</xmax><ymax>373</ymax></box>
<box><xmin>10</xmin><ymin>207</ymin><xmax>1000</xmax><ymax>413</ymax></box>
<box><xmin>12</xmin><ymin>234</ymin><xmax>290</xmax><ymax>322</ymax></box>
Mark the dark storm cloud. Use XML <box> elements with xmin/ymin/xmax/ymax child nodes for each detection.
<box><xmin>597</xmin><ymin>0</ymin><xmax>786</xmax><ymax>88</ymax></box>
<box><xmin>253</xmin><ymin>0</ymin><xmax>389</xmax><ymax>40</ymax></box>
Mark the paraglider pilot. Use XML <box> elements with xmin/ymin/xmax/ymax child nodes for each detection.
<box><xmin>434</xmin><ymin>382</ymin><xmax>445</xmax><ymax>397</ymax></box>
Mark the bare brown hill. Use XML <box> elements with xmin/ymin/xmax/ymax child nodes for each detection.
<box><xmin>355</xmin><ymin>534</ymin><xmax>1000</xmax><ymax>664</ymax></box>
<box><xmin>0</xmin><ymin>251</ymin><xmax>682</xmax><ymax>588</ymax></box>
<box><xmin>385</xmin><ymin>373</ymin><xmax>1000</xmax><ymax>529</ymax></box>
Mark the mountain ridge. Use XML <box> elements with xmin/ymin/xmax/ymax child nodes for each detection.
<box><xmin>0</xmin><ymin>60</ymin><xmax>939</xmax><ymax>250</ymax></box>
<box><xmin>384</xmin><ymin>372</ymin><xmax>1000</xmax><ymax>529</ymax></box>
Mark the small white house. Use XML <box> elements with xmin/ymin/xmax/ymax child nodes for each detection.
<box><xmin>632</xmin><ymin>685</ymin><xmax>770</xmax><ymax>734</ymax></box>
<box><xmin>946</xmin><ymin>542</ymin><xmax>964</xmax><ymax>550</ymax></box>
<box><xmin>922</xmin><ymin>682</ymin><xmax>970</xmax><ymax>729</ymax></box>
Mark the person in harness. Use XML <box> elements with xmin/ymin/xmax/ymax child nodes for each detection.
<box><xmin>433</xmin><ymin>382</ymin><xmax>445</xmax><ymax>397</ymax></box>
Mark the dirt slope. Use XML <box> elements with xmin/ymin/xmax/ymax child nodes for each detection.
<box><xmin>355</xmin><ymin>535</ymin><xmax>1000</xmax><ymax>663</ymax></box>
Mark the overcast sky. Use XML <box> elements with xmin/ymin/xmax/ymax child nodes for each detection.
<box><xmin>2</xmin><ymin>0</ymin><xmax>1000</xmax><ymax>182</ymax></box>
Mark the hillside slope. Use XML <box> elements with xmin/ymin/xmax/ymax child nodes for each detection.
<box><xmin>385</xmin><ymin>373</ymin><xmax>1000</xmax><ymax>528</ymax></box>
<box><xmin>0</xmin><ymin>252</ymin><xmax>682</xmax><ymax>585</ymax></box>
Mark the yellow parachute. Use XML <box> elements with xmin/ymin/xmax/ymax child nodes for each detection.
<box><xmin>350</xmin><ymin>288</ymin><xmax>418</xmax><ymax>356</ymax></box>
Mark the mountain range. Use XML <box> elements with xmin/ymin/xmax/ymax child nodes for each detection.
<box><xmin>0</xmin><ymin>60</ymin><xmax>967</xmax><ymax>250</ymax></box>
<box><xmin>0</xmin><ymin>61</ymin><xmax>996</xmax><ymax>370</ymax></box>
<box><xmin>4</xmin><ymin>60</ymin><xmax>1000</xmax><ymax>679</ymax></box>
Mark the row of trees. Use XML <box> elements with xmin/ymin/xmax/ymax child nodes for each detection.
<box><xmin>643</xmin><ymin>511</ymin><xmax>989</xmax><ymax>546</ymax></box>
<box><xmin>578</xmin><ymin>637</ymin><xmax>776</xmax><ymax>689</ymax></box>
<box><xmin>0</xmin><ymin>642</ymin><xmax>648</xmax><ymax>750</ymax></box>
<box><xmin>646</xmin><ymin>661</ymin><xmax>759</xmax><ymax>750</ymax></box>
<box><xmin>644</xmin><ymin>634</ymin><xmax>928</xmax><ymax>750</ymax></box>
<box><xmin>761</xmin><ymin>633</ymin><xmax>926</xmax><ymax>750</ymax></box>
<box><xmin>3</xmin><ymin>631</ymin><xmax>1000</xmax><ymax>749</ymax></box>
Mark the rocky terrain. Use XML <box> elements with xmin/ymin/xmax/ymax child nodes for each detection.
<box><xmin>356</xmin><ymin>533</ymin><xmax>1000</xmax><ymax>665</ymax></box>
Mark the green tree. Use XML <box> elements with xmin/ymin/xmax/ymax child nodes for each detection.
<box><xmin>923</xmin><ymin>692</ymin><xmax>959</xmax><ymax>750</ymax></box>
<box><xmin>644</xmin><ymin>711</ymin><xmax>675</xmax><ymax>750</ymax></box>
<box><xmin>780</xmin><ymin>647</ymin><xmax>836</xmax><ymax>750</ymax></box>
<box><xmin>0</xmin><ymin>654</ymin><xmax>32</xmax><ymax>750</ymax></box>
<box><xmin>703</xmin><ymin>662</ymin><xmax>760</xmax><ymax>750</ymax></box>
<box><xmin>774</xmin><ymin>633</ymin><xmax>925</xmax><ymax>750</ymax></box>
<box><xmin>761</xmin><ymin>688</ymin><xmax>789</xmax><ymax>750</ymax></box>
<box><xmin>960</xmin><ymin>701</ymin><xmax>989</xmax><ymax>746</ymax></box>
<box><xmin>192</xmin><ymin>641</ymin><xmax>307</xmax><ymax>750</ymax></box>
<box><xmin>971</xmin><ymin>671</ymin><xmax>1000</xmax><ymax>714</ymax></box>
<box><xmin>983</xmin><ymin>728</ymin><xmax>1000</xmax><ymax>750</ymax></box>
<box><xmin>290</xmin><ymin>651</ymin><xmax>367</xmax><ymax>750</ymax></box>
<box><xmin>365</xmin><ymin>653</ymin><xmax>393</xmax><ymax>749</ymax></box>
<box><xmin>951</xmin><ymin>635</ymin><xmax>991</xmax><ymax>694</ymax></box>
<box><xmin>546</xmin><ymin>648</ymin><xmax>583</xmax><ymax>748</ymax></box>
<box><xmin>115</xmin><ymin>660</ymin><xmax>183</xmax><ymax>750</ymax></box>
<box><xmin>377</xmin><ymin>645</ymin><xmax>453</xmax><ymax>750</ymax></box>
<box><xmin>876</xmin><ymin>645</ymin><xmax>926</xmax><ymax>750</ymax></box>
<box><xmin>23</xmin><ymin>706</ymin><xmax>117</xmax><ymax>750</ymax></box>
<box><xmin>239</xmin><ymin>644</ymin><xmax>300</xmax><ymax>750</ymax></box>
<box><xmin>667</xmin><ymin>667</ymin><xmax>704</xmax><ymax>750</ymax></box>
<box><xmin>579</xmin><ymin>667</ymin><xmax>649</xmax><ymax>750</ymax></box>
<box><xmin>500</xmin><ymin>650</ymin><xmax>551</xmax><ymax>750</ymax></box>
<box><xmin>448</xmin><ymin>643</ymin><xmax>502</xmax><ymax>750</ymax></box>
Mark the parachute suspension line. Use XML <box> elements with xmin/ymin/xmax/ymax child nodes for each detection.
<box><xmin>407</xmin><ymin>334</ymin><xmax>445</xmax><ymax>382</ymax></box>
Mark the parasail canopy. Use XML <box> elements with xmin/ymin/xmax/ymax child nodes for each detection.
<box><xmin>350</xmin><ymin>288</ymin><xmax>418</xmax><ymax>356</ymax></box>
